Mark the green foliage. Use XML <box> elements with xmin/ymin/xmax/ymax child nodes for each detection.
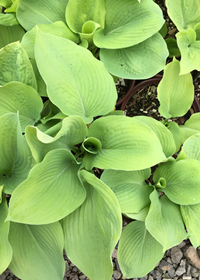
<box><xmin>0</xmin><ymin>0</ymin><xmax>200</xmax><ymax>279</ymax></box>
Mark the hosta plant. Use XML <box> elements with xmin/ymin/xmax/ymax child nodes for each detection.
<box><xmin>0</xmin><ymin>0</ymin><xmax>200</xmax><ymax>280</ymax></box>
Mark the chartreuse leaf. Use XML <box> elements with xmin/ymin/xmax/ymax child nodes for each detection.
<box><xmin>134</xmin><ymin>116</ymin><xmax>176</xmax><ymax>157</ymax></box>
<box><xmin>165</xmin><ymin>121</ymin><xmax>183</xmax><ymax>152</ymax></box>
<box><xmin>0</xmin><ymin>0</ymin><xmax>12</xmax><ymax>8</ymax></box>
<box><xmin>145</xmin><ymin>190</ymin><xmax>187</xmax><ymax>251</ymax></box>
<box><xmin>153</xmin><ymin>159</ymin><xmax>200</xmax><ymax>205</ymax></box>
<box><xmin>4</xmin><ymin>0</ymin><xmax>21</xmax><ymax>13</ymax></box>
<box><xmin>16</xmin><ymin>0</ymin><xmax>68</xmax><ymax>31</ymax></box>
<box><xmin>178</xmin><ymin>132</ymin><xmax>200</xmax><ymax>162</ymax></box>
<box><xmin>0</xmin><ymin>113</ymin><xmax>34</xmax><ymax>194</ymax></box>
<box><xmin>83</xmin><ymin>115</ymin><xmax>166</xmax><ymax>171</ymax></box>
<box><xmin>118</xmin><ymin>221</ymin><xmax>164</xmax><ymax>278</ymax></box>
<box><xmin>101</xmin><ymin>168</ymin><xmax>153</xmax><ymax>213</ymax></box>
<box><xmin>0</xmin><ymin>24</ymin><xmax>25</xmax><ymax>49</ymax></box>
<box><xmin>165</xmin><ymin>38</ymin><xmax>181</xmax><ymax>58</ymax></box>
<box><xmin>25</xmin><ymin>116</ymin><xmax>87</xmax><ymax>163</ymax></box>
<box><xmin>125</xmin><ymin>205</ymin><xmax>150</xmax><ymax>222</ymax></box>
<box><xmin>100</xmin><ymin>32</ymin><xmax>168</xmax><ymax>79</ymax></box>
<box><xmin>93</xmin><ymin>0</ymin><xmax>164</xmax><ymax>49</ymax></box>
<box><xmin>181</xmin><ymin>203</ymin><xmax>200</xmax><ymax>248</ymax></box>
<box><xmin>30</xmin><ymin>58</ymin><xmax>48</xmax><ymax>97</ymax></box>
<box><xmin>180</xmin><ymin>113</ymin><xmax>200</xmax><ymax>143</ymax></box>
<box><xmin>0</xmin><ymin>11</ymin><xmax>19</xmax><ymax>26</ymax></box>
<box><xmin>165</xmin><ymin>0</ymin><xmax>200</xmax><ymax>31</ymax></box>
<box><xmin>157</xmin><ymin>58</ymin><xmax>194</xmax><ymax>119</ymax></box>
<box><xmin>65</xmin><ymin>0</ymin><xmax>105</xmax><ymax>33</ymax></box>
<box><xmin>8</xmin><ymin>222</ymin><xmax>65</xmax><ymax>280</ymax></box>
<box><xmin>0</xmin><ymin>42</ymin><xmax>37</xmax><ymax>89</ymax></box>
<box><xmin>21</xmin><ymin>21</ymin><xmax>79</xmax><ymax>59</ymax></box>
<box><xmin>35</xmin><ymin>29</ymin><xmax>117</xmax><ymax>124</ymax></box>
<box><xmin>0</xmin><ymin>82</ymin><xmax>43</xmax><ymax>132</ymax></box>
<box><xmin>7</xmin><ymin>149</ymin><xmax>86</xmax><ymax>224</ymax></box>
<box><xmin>0</xmin><ymin>196</ymin><xmax>12</xmax><ymax>274</ymax></box>
<box><xmin>176</xmin><ymin>28</ymin><xmax>200</xmax><ymax>75</ymax></box>
<box><xmin>63</xmin><ymin>170</ymin><xmax>121</xmax><ymax>280</ymax></box>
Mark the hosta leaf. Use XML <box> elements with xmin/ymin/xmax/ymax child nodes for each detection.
<box><xmin>0</xmin><ymin>113</ymin><xmax>35</xmax><ymax>194</ymax></box>
<box><xmin>93</xmin><ymin>0</ymin><xmax>164</xmax><ymax>49</ymax></box>
<box><xmin>84</xmin><ymin>115</ymin><xmax>167</xmax><ymax>170</ymax></box>
<box><xmin>30</xmin><ymin>58</ymin><xmax>48</xmax><ymax>97</ymax></box>
<box><xmin>8</xmin><ymin>222</ymin><xmax>65</xmax><ymax>280</ymax></box>
<box><xmin>0</xmin><ymin>42</ymin><xmax>37</xmax><ymax>89</ymax></box>
<box><xmin>181</xmin><ymin>204</ymin><xmax>200</xmax><ymax>248</ymax></box>
<box><xmin>35</xmin><ymin>29</ymin><xmax>117</xmax><ymax>124</ymax></box>
<box><xmin>134</xmin><ymin>116</ymin><xmax>176</xmax><ymax>157</ymax></box>
<box><xmin>145</xmin><ymin>190</ymin><xmax>187</xmax><ymax>251</ymax></box>
<box><xmin>0</xmin><ymin>82</ymin><xmax>43</xmax><ymax>132</ymax></box>
<box><xmin>176</xmin><ymin>29</ymin><xmax>200</xmax><ymax>75</ymax></box>
<box><xmin>0</xmin><ymin>196</ymin><xmax>12</xmax><ymax>274</ymax></box>
<box><xmin>101</xmin><ymin>169</ymin><xmax>153</xmax><ymax>213</ymax></box>
<box><xmin>165</xmin><ymin>38</ymin><xmax>181</xmax><ymax>58</ymax></box>
<box><xmin>118</xmin><ymin>221</ymin><xmax>164</xmax><ymax>278</ymax></box>
<box><xmin>0</xmin><ymin>24</ymin><xmax>25</xmax><ymax>49</ymax></box>
<box><xmin>0</xmin><ymin>0</ymin><xmax>12</xmax><ymax>8</ymax></box>
<box><xmin>83</xmin><ymin>115</ymin><xmax>166</xmax><ymax>171</ymax></box>
<box><xmin>165</xmin><ymin>0</ymin><xmax>200</xmax><ymax>31</ymax></box>
<box><xmin>16</xmin><ymin>0</ymin><xmax>68</xmax><ymax>31</ymax></box>
<box><xmin>7</xmin><ymin>149</ymin><xmax>86</xmax><ymax>224</ymax></box>
<box><xmin>65</xmin><ymin>0</ymin><xmax>105</xmax><ymax>33</ymax></box>
<box><xmin>153</xmin><ymin>159</ymin><xmax>200</xmax><ymax>205</ymax></box>
<box><xmin>21</xmin><ymin>21</ymin><xmax>79</xmax><ymax>59</ymax></box>
<box><xmin>180</xmin><ymin>113</ymin><xmax>200</xmax><ymax>142</ymax></box>
<box><xmin>100</xmin><ymin>32</ymin><xmax>168</xmax><ymax>79</ymax></box>
<box><xmin>178</xmin><ymin>132</ymin><xmax>200</xmax><ymax>162</ymax></box>
<box><xmin>165</xmin><ymin>121</ymin><xmax>183</xmax><ymax>152</ymax></box>
<box><xmin>157</xmin><ymin>58</ymin><xmax>194</xmax><ymax>118</ymax></box>
<box><xmin>63</xmin><ymin>170</ymin><xmax>121</xmax><ymax>280</ymax></box>
<box><xmin>125</xmin><ymin>205</ymin><xmax>150</xmax><ymax>222</ymax></box>
<box><xmin>0</xmin><ymin>12</ymin><xmax>18</xmax><ymax>26</ymax></box>
<box><xmin>25</xmin><ymin>116</ymin><xmax>87</xmax><ymax>163</ymax></box>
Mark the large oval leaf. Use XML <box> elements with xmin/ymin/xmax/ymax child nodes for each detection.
<box><xmin>83</xmin><ymin>115</ymin><xmax>166</xmax><ymax>171</ymax></box>
<box><xmin>8</xmin><ymin>222</ymin><xmax>65</xmax><ymax>280</ymax></box>
<box><xmin>180</xmin><ymin>113</ymin><xmax>200</xmax><ymax>143</ymax></box>
<box><xmin>101</xmin><ymin>169</ymin><xmax>153</xmax><ymax>213</ymax></box>
<box><xmin>35</xmin><ymin>29</ymin><xmax>117</xmax><ymax>123</ymax></box>
<box><xmin>0</xmin><ymin>82</ymin><xmax>43</xmax><ymax>132</ymax></box>
<box><xmin>145</xmin><ymin>190</ymin><xmax>187</xmax><ymax>251</ymax></box>
<box><xmin>118</xmin><ymin>221</ymin><xmax>164</xmax><ymax>278</ymax></box>
<box><xmin>93</xmin><ymin>0</ymin><xmax>164</xmax><ymax>49</ymax></box>
<box><xmin>63</xmin><ymin>170</ymin><xmax>122</xmax><ymax>280</ymax></box>
<box><xmin>100</xmin><ymin>33</ymin><xmax>168</xmax><ymax>79</ymax></box>
<box><xmin>165</xmin><ymin>0</ymin><xmax>200</xmax><ymax>31</ymax></box>
<box><xmin>16</xmin><ymin>0</ymin><xmax>68</xmax><ymax>31</ymax></box>
<box><xmin>0</xmin><ymin>196</ymin><xmax>12</xmax><ymax>274</ymax></box>
<box><xmin>7</xmin><ymin>149</ymin><xmax>86</xmax><ymax>224</ymax></box>
<box><xmin>157</xmin><ymin>58</ymin><xmax>194</xmax><ymax>118</ymax></box>
<box><xmin>153</xmin><ymin>159</ymin><xmax>200</xmax><ymax>205</ymax></box>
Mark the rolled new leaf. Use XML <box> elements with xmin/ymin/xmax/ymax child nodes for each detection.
<box><xmin>118</xmin><ymin>221</ymin><xmax>164</xmax><ymax>278</ymax></box>
<box><xmin>83</xmin><ymin>115</ymin><xmax>166</xmax><ymax>171</ymax></box>
<box><xmin>63</xmin><ymin>170</ymin><xmax>122</xmax><ymax>280</ymax></box>
<box><xmin>7</xmin><ymin>149</ymin><xmax>86</xmax><ymax>224</ymax></box>
<box><xmin>8</xmin><ymin>222</ymin><xmax>65</xmax><ymax>280</ymax></box>
<box><xmin>157</xmin><ymin>58</ymin><xmax>194</xmax><ymax>119</ymax></box>
<box><xmin>82</xmin><ymin>137</ymin><xmax>102</xmax><ymax>154</ymax></box>
<box><xmin>153</xmin><ymin>159</ymin><xmax>200</xmax><ymax>205</ymax></box>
